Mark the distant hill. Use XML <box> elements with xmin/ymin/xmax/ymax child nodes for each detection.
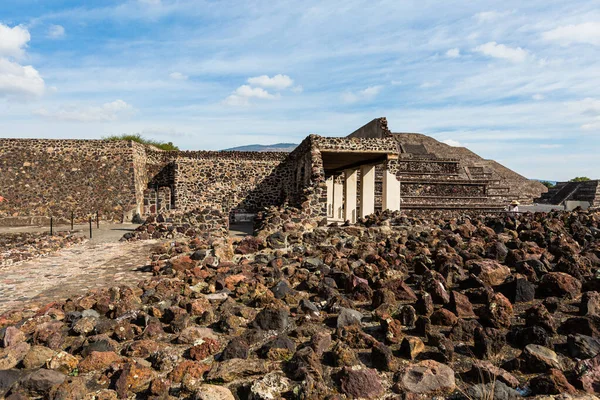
<box><xmin>223</xmin><ymin>143</ymin><xmax>297</xmax><ymax>152</ymax></box>
<box><xmin>533</xmin><ymin>179</ymin><xmax>558</xmax><ymax>185</ymax></box>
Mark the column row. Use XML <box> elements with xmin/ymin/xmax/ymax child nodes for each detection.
<box><xmin>326</xmin><ymin>165</ymin><xmax>401</xmax><ymax>223</ymax></box>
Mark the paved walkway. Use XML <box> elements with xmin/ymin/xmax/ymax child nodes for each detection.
<box><xmin>0</xmin><ymin>222</ymin><xmax>141</xmax><ymax>244</ymax></box>
<box><xmin>0</xmin><ymin>238</ymin><xmax>160</xmax><ymax>314</ymax></box>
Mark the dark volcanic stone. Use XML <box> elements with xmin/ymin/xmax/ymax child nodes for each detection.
<box><xmin>537</xmin><ymin>272</ymin><xmax>581</xmax><ymax>299</ymax></box>
<box><xmin>371</xmin><ymin>342</ymin><xmax>395</xmax><ymax>371</ymax></box>
<box><xmin>559</xmin><ymin>316</ymin><xmax>600</xmax><ymax>338</ymax></box>
<box><xmin>17</xmin><ymin>369</ymin><xmax>66</xmax><ymax>397</ymax></box>
<box><xmin>529</xmin><ymin>368</ymin><xmax>576</xmax><ymax>395</ymax></box>
<box><xmin>259</xmin><ymin>336</ymin><xmax>296</xmax><ymax>359</ymax></box>
<box><xmin>338</xmin><ymin>367</ymin><xmax>384</xmax><ymax>399</ymax></box>
<box><xmin>497</xmin><ymin>277</ymin><xmax>535</xmax><ymax>303</ymax></box>
<box><xmin>581</xmin><ymin>291</ymin><xmax>600</xmax><ymax>316</ymax></box>
<box><xmin>271</xmin><ymin>281</ymin><xmax>293</xmax><ymax>299</ymax></box>
<box><xmin>567</xmin><ymin>334</ymin><xmax>600</xmax><ymax>359</ymax></box>
<box><xmin>462</xmin><ymin>381</ymin><xmax>520</xmax><ymax>400</ymax></box>
<box><xmin>508</xmin><ymin>326</ymin><xmax>551</xmax><ymax>349</ymax></box>
<box><xmin>415</xmin><ymin>292</ymin><xmax>434</xmax><ymax>317</ymax></box>
<box><xmin>543</xmin><ymin>297</ymin><xmax>560</xmax><ymax>313</ymax></box>
<box><xmin>252</xmin><ymin>307</ymin><xmax>290</xmax><ymax>331</ymax></box>
<box><xmin>525</xmin><ymin>304</ymin><xmax>556</xmax><ymax>333</ymax></box>
<box><xmin>221</xmin><ymin>337</ymin><xmax>249</xmax><ymax>360</ymax></box>
<box><xmin>474</xmin><ymin>327</ymin><xmax>505</xmax><ymax>359</ymax></box>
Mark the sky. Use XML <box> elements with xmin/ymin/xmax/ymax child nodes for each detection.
<box><xmin>1</xmin><ymin>0</ymin><xmax>600</xmax><ymax>181</ymax></box>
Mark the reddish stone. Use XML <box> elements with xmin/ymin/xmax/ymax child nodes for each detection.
<box><xmin>448</xmin><ymin>291</ymin><xmax>476</xmax><ymax>319</ymax></box>
<box><xmin>115</xmin><ymin>362</ymin><xmax>156</xmax><ymax>398</ymax></box>
<box><xmin>187</xmin><ymin>298</ymin><xmax>212</xmax><ymax>316</ymax></box>
<box><xmin>171</xmin><ymin>256</ymin><xmax>196</xmax><ymax>272</ymax></box>
<box><xmin>481</xmin><ymin>292</ymin><xmax>513</xmax><ymax>329</ymax></box>
<box><xmin>189</xmin><ymin>338</ymin><xmax>221</xmax><ymax>361</ymax></box>
<box><xmin>468</xmin><ymin>260</ymin><xmax>510</xmax><ymax>286</ymax></box>
<box><xmin>538</xmin><ymin>272</ymin><xmax>582</xmax><ymax>299</ymax></box>
<box><xmin>431</xmin><ymin>309</ymin><xmax>458</xmax><ymax>326</ymax></box>
<box><xmin>78</xmin><ymin>351</ymin><xmax>122</xmax><ymax>373</ymax></box>
<box><xmin>530</xmin><ymin>368</ymin><xmax>576</xmax><ymax>395</ymax></box>
<box><xmin>168</xmin><ymin>360</ymin><xmax>210</xmax><ymax>384</ymax></box>
<box><xmin>338</xmin><ymin>367</ymin><xmax>384</xmax><ymax>399</ymax></box>
<box><xmin>383</xmin><ymin>318</ymin><xmax>404</xmax><ymax>344</ymax></box>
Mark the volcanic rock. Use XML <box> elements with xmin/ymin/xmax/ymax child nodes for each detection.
<box><xmin>338</xmin><ymin>367</ymin><xmax>384</xmax><ymax>399</ymax></box>
<box><xmin>396</xmin><ymin>359</ymin><xmax>455</xmax><ymax>395</ymax></box>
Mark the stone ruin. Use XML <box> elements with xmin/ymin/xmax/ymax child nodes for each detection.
<box><xmin>0</xmin><ymin>118</ymin><xmax>547</xmax><ymax>228</ymax></box>
<box><xmin>4</xmin><ymin>121</ymin><xmax>600</xmax><ymax>400</ymax></box>
<box><xmin>537</xmin><ymin>180</ymin><xmax>600</xmax><ymax>211</ymax></box>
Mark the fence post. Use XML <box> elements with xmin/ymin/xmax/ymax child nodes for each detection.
<box><xmin>71</xmin><ymin>211</ymin><xmax>74</xmax><ymax>231</ymax></box>
<box><xmin>96</xmin><ymin>211</ymin><xmax>99</xmax><ymax>229</ymax></box>
<box><xmin>50</xmin><ymin>217</ymin><xmax>53</xmax><ymax>236</ymax></box>
<box><xmin>89</xmin><ymin>217</ymin><xmax>92</xmax><ymax>239</ymax></box>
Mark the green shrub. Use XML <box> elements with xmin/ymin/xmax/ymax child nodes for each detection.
<box><xmin>570</xmin><ymin>176</ymin><xmax>591</xmax><ymax>182</ymax></box>
<box><xmin>103</xmin><ymin>133</ymin><xmax>179</xmax><ymax>151</ymax></box>
<box><xmin>540</xmin><ymin>181</ymin><xmax>555</xmax><ymax>189</ymax></box>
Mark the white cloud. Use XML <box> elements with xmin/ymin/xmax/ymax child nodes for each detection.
<box><xmin>291</xmin><ymin>85</ymin><xmax>303</xmax><ymax>93</ymax></box>
<box><xmin>33</xmin><ymin>99</ymin><xmax>134</xmax><ymax>122</ymax></box>
<box><xmin>169</xmin><ymin>72</ymin><xmax>188</xmax><ymax>80</ymax></box>
<box><xmin>391</xmin><ymin>80</ymin><xmax>403</xmax><ymax>86</ymax></box>
<box><xmin>420</xmin><ymin>81</ymin><xmax>441</xmax><ymax>89</ymax></box>
<box><xmin>224</xmin><ymin>85</ymin><xmax>278</xmax><ymax>106</ymax></box>
<box><xmin>539</xmin><ymin>144</ymin><xmax>562</xmax><ymax>149</ymax></box>
<box><xmin>532</xmin><ymin>94</ymin><xmax>545</xmax><ymax>101</ymax></box>
<box><xmin>564</xmin><ymin>98</ymin><xmax>600</xmax><ymax>130</ymax></box>
<box><xmin>138</xmin><ymin>0</ymin><xmax>161</xmax><ymax>4</ymax></box>
<box><xmin>542</xmin><ymin>22</ymin><xmax>600</xmax><ymax>46</ymax></box>
<box><xmin>48</xmin><ymin>25</ymin><xmax>65</xmax><ymax>39</ymax></box>
<box><xmin>473</xmin><ymin>42</ymin><xmax>529</xmax><ymax>63</ymax></box>
<box><xmin>446</xmin><ymin>48</ymin><xmax>460</xmax><ymax>58</ymax></box>
<box><xmin>442</xmin><ymin>139</ymin><xmax>461</xmax><ymax>147</ymax></box>
<box><xmin>247</xmin><ymin>74</ymin><xmax>294</xmax><ymax>90</ymax></box>
<box><xmin>0</xmin><ymin>24</ymin><xmax>30</xmax><ymax>58</ymax></box>
<box><xmin>474</xmin><ymin>11</ymin><xmax>507</xmax><ymax>23</ymax></box>
<box><xmin>341</xmin><ymin>85</ymin><xmax>383</xmax><ymax>103</ymax></box>
<box><xmin>0</xmin><ymin>58</ymin><xmax>45</xmax><ymax>99</ymax></box>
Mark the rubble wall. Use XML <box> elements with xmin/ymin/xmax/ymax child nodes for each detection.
<box><xmin>0</xmin><ymin>139</ymin><xmax>141</xmax><ymax>223</ymax></box>
<box><xmin>173</xmin><ymin>152</ymin><xmax>289</xmax><ymax>213</ymax></box>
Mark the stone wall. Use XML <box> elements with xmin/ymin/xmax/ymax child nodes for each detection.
<box><xmin>0</xmin><ymin>139</ymin><xmax>141</xmax><ymax>223</ymax></box>
<box><xmin>397</xmin><ymin>159</ymin><xmax>459</xmax><ymax>175</ymax></box>
<box><xmin>315</xmin><ymin>135</ymin><xmax>397</xmax><ymax>153</ymax></box>
<box><xmin>172</xmin><ymin>152</ymin><xmax>288</xmax><ymax>214</ymax></box>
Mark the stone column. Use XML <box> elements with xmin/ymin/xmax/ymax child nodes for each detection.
<box><xmin>333</xmin><ymin>178</ymin><xmax>344</xmax><ymax>220</ymax></box>
<box><xmin>382</xmin><ymin>169</ymin><xmax>401</xmax><ymax>211</ymax></box>
<box><xmin>344</xmin><ymin>169</ymin><xmax>358</xmax><ymax>223</ymax></box>
<box><xmin>326</xmin><ymin>176</ymin><xmax>334</xmax><ymax>217</ymax></box>
<box><xmin>360</xmin><ymin>165</ymin><xmax>376</xmax><ymax>218</ymax></box>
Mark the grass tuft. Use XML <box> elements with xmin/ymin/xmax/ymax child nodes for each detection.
<box><xmin>103</xmin><ymin>133</ymin><xmax>179</xmax><ymax>151</ymax></box>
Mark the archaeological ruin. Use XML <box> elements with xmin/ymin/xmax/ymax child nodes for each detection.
<box><xmin>0</xmin><ymin>117</ymin><xmax>546</xmax><ymax>228</ymax></box>
<box><xmin>537</xmin><ymin>180</ymin><xmax>600</xmax><ymax>211</ymax></box>
<box><xmin>4</xmin><ymin>119</ymin><xmax>600</xmax><ymax>400</ymax></box>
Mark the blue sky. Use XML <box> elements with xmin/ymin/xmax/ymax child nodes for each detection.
<box><xmin>1</xmin><ymin>0</ymin><xmax>600</xmax><ymax>181</ymax></box>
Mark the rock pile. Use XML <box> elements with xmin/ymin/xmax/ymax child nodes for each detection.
<box><xmin>122</xmin><ymin>208</ymin><xmax>228</xmax><ymax>242</ymax></box>
<box><xmin>0</xmin><ymin>231</ymin><xmax>85</xmax><ymax>266</ymax></box>
<box><xmin>2</xmin><ymin>208</ymin><xmax>600</xmax><ymax>399</ymax></box>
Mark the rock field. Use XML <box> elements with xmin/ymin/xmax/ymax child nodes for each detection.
<box><xmin>2</xmin><ymin>208</ymin><xmax>600</xmax><ymax>399</ymax></box>
<box><xmin>0</xmin><ymin>231</ymin><xmax>85</xmax><ymax>267</ymax></box>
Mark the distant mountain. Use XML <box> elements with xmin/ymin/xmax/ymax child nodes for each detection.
<box><xmin>223</xmin><ymin>143</ymin><xmax>297</xmax><ymax>152</ymax></box>
<box><xmin>533</xmin><ymin>179</ymin><xmax>558</xmax><ymax>185</ymax></box>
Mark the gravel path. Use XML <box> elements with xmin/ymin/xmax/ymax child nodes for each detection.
<box><xmin>0</xmin><ymin>238</ymin><xmax>160</xmax><ymax>314</ymax></box>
